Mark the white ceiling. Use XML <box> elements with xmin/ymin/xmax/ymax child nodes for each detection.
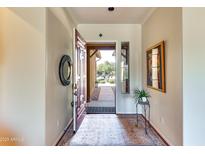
<box><xmin>67</xmin><ymin>7</ymin><xmax>156</xmax><ymax>24</ymax></box>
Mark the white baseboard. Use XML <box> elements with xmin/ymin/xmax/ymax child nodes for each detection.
<box><xmin>116</xmin><ymin>112</ymin><xmax>137</xmax><ymax>115</ymax></box>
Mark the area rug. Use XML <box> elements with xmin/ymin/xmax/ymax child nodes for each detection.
<box><xmin>65</xmin><ymin>114</ymin><xmax>167</xmax><ymax>146</ymax></box>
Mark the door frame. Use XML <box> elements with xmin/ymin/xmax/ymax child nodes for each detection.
<box><xmin>72</xmin><ymin>29</ymin><xmax>87</xmax><ymax>132</ymax></box>
<box><xmin>86</xmin><ymin>40</ymin><xmax>118</xmax><ymax>113</ymax></box>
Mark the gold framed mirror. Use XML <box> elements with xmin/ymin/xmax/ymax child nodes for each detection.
<box><xmin>146</xmin><ymin>41</ymin><xmax>166</xmax><ymax>93</ymax></box>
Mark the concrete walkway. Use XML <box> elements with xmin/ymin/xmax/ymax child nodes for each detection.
<box><xmin>99</xmin><ymin>86</ymin><xmax>114</xmax><ymax>101</ymax></box>
<box><xmin>87</xmin><ymin>86</ymin><xmax>115</xmax><ymax>107</ymax></box>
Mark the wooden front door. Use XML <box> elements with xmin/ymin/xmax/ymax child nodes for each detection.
<box><xmin>73</xmin><ymin>29</ymin><xmax>87</xmax><ymax>132</ymax></box>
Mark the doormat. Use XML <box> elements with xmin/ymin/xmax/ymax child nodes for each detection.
<box><xmin>86</xmin><ymin>107</ymin><xmax>115</xmax><ymax>114</ymax></box>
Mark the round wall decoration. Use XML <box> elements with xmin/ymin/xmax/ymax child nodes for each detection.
<box><xmin>59</xmin><ymin>55</ymin><xmax>72</xmax><ymax>86</ymax></box>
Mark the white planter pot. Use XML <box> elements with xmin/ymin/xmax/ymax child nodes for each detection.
<box><xmin>142</xmin><ymin>97</ymin><xmax>147</xmax><ymax>102</ymax></box>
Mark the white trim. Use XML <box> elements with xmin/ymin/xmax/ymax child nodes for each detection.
<box><xmin>73</xmin><ymin>28</ymin><xmax>77</xmax><ymax>132</ymax></box>
<box><xmin>86</xmin><ymin>40</ymin><xmax>118</xmax><ymax>43</ymax></box>
<box><xmin>116</xmin><ymin>112</ymin><xmax>137</xmax><ymax>115</ymax></box>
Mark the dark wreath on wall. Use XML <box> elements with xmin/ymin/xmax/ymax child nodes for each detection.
<box><xmin>59</xmin><ymin>55</ymin><xmax>72</xmax><ymax>86</ymax></box>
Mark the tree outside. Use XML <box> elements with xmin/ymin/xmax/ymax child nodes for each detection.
<box><xmin>97</xmin><ymin>61</ymin><xmax>115</xmax><ymax>84</ymax></box>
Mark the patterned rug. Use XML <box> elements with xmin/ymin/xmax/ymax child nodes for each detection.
<box><xmin>66</xmin><ymin>114</ymin><xmax>167</xmax><ymax>146</ymax></box>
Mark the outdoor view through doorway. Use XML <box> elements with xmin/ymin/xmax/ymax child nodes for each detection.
<box><xmin>87</xmin><ymin>49</ymin><xmax>116</xmax><ymax>113</ymax></box>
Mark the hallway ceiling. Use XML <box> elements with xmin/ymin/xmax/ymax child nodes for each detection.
<box><xmin>67</xmin><ymin>7</ymin><xmax>156</xmax><ymax>24</ymax></box>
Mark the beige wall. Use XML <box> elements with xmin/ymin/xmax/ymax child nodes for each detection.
<box><xmin>0</xmin><ymin>7</ymin><xmax>186</xmax><ymax>146</ymax></box>
<box><xmin>183</xmin><ymin>8</ymin><xmax>205</xmax><ymax>145</ymax></box>
<box><xmin>0</xmin><ymin>7</ymin><xmax>76</xmax><ymax>146</ymax></box>
<box><xmin>0</xmin><ymin>10</ymin><xmax>3</xmax><ymax>116</ymax></box>
<box><xmin>45</xmin><ymin>8</ymin><xmax>76</xmax><ymax>145</ymax></box>
<box><xmin>142</xmin><ymin>8</ymin><xmax>183</xmax><ymax>145</ymax></box>
<box><xmin>78</xmin><ymin>24</ymin><xmax>142</xmax><ymax>114</ymax></box>
<box><xmin>0</xmin><ymin>8</ymin><xmax>46</xmax><ymax>145</ymax></box>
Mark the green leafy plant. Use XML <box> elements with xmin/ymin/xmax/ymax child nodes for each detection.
<box><xmin>134</xmin><ymin>88</ymin><xmax>150</xmax><ymax>102</ymax></box>
<box><xmin>98</xmin><ymin>80</ymin><xmax>106</xmax><ymax>84</ymax></box>
<box><xmin>108</xmin><ymin>79</ymin><xmax>115</xmax><ymax>84</ymax></box>
<box><xmin>97</xmin><ymin>61</ymin><xmax>115</xmax><ymax>79</ymax></box>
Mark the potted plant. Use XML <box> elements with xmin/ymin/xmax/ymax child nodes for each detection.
<box><xmin>134</xmin><ymin>88</ymin><xmax>150</xmax><ymax>103</ymax></box>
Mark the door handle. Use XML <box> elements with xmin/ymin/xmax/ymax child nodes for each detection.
<box><xmin>73</xmin><ymin>83</ymin><xmax>78</xmax><ymax>96</ymax></box>
<box><xmin>73</xmin><ymin>83</ymin><xmax>77</xmax><ymax>89</ymax></box>
<box><xmin>71</xmin><ymin>101</ymin><xmax>74</xmax><ymax>107</ymax></box>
